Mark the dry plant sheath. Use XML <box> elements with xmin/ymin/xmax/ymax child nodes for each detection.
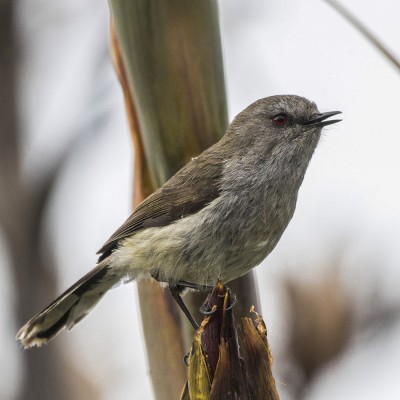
<box><xmin>181</xmin><ymin>282</ymin><xmax>280</xmax><ymax>400</ymax></box>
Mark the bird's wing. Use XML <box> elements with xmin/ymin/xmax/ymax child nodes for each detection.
<box><xmin>97</xmin><ymin>149</ymin><xmax>224</xmax><ymax>260</ymax></box>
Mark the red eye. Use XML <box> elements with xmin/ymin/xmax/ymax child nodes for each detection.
<box><xmin>273</xmin><ymin>114</ymin><xmax>287</xmax><ymax>126</ymax></box>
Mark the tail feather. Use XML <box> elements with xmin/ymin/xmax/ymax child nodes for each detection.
<box><xmin>16</xmin><ymin>260</ymin><xmax>116</xmax><ymax>348</ymax></box>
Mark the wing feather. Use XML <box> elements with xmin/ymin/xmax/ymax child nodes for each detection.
<box><xmin>97</xmin><ymin>148</ymin><xmax>223</xmax><ymax>260</ymax></box>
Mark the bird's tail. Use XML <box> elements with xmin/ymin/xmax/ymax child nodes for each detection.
<box><xmin>16</xmin><ymin>259</ymin><xmax>118</xmax><ymax>348</ymax></box>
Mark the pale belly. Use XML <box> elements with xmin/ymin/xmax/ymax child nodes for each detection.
<box><xmin>115</xmin><ymin>194</ymin><xmax>295</xmax><ymax>287</ymax></box>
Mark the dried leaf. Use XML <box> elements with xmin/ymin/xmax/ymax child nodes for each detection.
<box><xmin>187</xmin><ymin>317</ymin><xmax>212</xmax><ymax>400</ymax></box>
<box><xmin>239</xmin><ymin>316</ymin><xmax>279</xmax><ymax>400</ymax></box>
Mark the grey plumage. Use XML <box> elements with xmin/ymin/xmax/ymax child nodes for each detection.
<box><xmin>16</xmin><ymin>95</ymin><xmax>341</xmax><ymax>348</ymax></box>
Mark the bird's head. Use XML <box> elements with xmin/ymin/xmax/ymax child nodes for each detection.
<box><xmin>227</xmin><ymin>95</ymin><xmax>341</xmax><ymax>154</ymax></box>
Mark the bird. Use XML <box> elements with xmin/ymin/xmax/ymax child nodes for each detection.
<box><xmin>16</xmin><ymin>95</ymin><xmax>341</xmax><ymax>348</ymax></box>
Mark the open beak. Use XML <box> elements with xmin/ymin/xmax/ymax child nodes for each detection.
<box><xmin>303</xmin><ymin>111</ymin><xmax>342</xmax><ymax>127</ymax></box>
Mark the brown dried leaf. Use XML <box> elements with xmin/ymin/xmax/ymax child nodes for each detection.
<box><xmin>239</xmin><ymin>316</ymin><xmax>280</xmax><ymax>400</ymax></box>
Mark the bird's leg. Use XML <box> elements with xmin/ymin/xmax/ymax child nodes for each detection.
<box><xmin>152</xmin><ymin>273</ymin><xmax>211</xmax><ymax>329</ymax></box>
<box><xmin>174</xmin><ymin>280</ymin><xmax>216</xmax><ymax>317</ymax></box>
<box><xmin>169</xmin><ymin>284</ymin><xmax>199</xmax><ymax>330</ymax></box>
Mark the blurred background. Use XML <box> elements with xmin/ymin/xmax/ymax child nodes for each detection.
<box><xmin>1</xmin><ymin>0</ymin><xmax>400</xmax><ymax>399</ymax></box>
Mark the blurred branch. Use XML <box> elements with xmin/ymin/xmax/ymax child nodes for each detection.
<box><xmin>323</xmin><ymin>0</ymin><xmax>400</xmax><ymax>70</ymax></box>
<box><xmin>5</xmin><ymin>7</ymin><xmax>106</xmax><ymax>395</ymax></box>
<box><xmin>283</xmin><ymin>272</ymin><xmax>353</xmax><ymax>398</ymax></box>
<box><xmin>0</xmin><ymin>2</ymin><xmax>70</xmax><ymax>399</ymax></box>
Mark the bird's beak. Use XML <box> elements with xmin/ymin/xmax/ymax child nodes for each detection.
<box><xmin>303</xmin><ymin>111</ymin><xmax>342</xmax><ymax>127</ymax></box>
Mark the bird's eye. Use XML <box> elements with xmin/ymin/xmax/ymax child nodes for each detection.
<box><xmin>273</xmin><ymin>114</ymin><xmax>287</xmax><ymax>126</ymax></box>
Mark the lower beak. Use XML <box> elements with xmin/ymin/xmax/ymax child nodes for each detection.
<box><xmin>303</xmin><ymin>111</ymin><xmax>342</xmax><ymax>127</ymax></box>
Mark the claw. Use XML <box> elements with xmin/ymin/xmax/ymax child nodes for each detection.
<box><xmin>200</xmin><ymin>302</ymin><xmax>217</xmax><ymax>315</ymax></box>
<box><xmin>225</xmin><ymin>291</ymin><xmax>237</xmax><ymax>311</ymax></box>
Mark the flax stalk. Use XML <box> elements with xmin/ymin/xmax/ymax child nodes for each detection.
<box><xmin>109</xmin><ymin>1</ymin><xmax>261</xmax><ymax>397</ymax></box>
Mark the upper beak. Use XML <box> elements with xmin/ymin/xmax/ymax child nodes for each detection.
<box><xmin>303</xmin><ymin>111</ymin><xmax>342</xmax><ymax>127</ymax></box>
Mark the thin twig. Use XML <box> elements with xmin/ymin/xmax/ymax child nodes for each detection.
<box><xmin>324</xmin><ymin>0</ymin><xmax>400</xmax><ymax>71</ymax></box>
